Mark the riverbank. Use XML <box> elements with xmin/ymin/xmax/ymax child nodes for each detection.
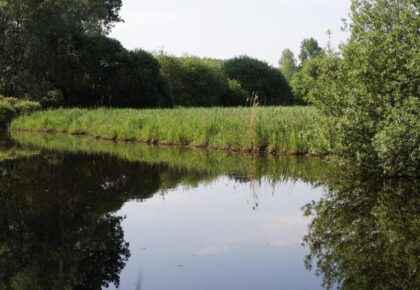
<box><xmin>10</xmin><ymin>107</ymin><xmax>330</xmax><ymax>155</ymax></box>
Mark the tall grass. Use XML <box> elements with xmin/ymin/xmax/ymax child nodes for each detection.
<box><xmin>11</xmin><ymin>106</ymin><xmax>330</xmax><ymax>155</ymax></box>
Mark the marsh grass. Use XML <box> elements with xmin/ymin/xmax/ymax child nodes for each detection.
<box><xmin>11</xmin><ymin>106</ymin><xmax>330</xmax><ymax>155</ymax></box>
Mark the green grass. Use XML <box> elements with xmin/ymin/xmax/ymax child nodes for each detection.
<box><xmin>10</xmin><ymin>106</ymin><xmax>330</xmax><ymax>155</ymax></box>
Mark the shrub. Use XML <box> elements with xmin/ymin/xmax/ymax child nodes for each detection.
<box><xmin>373</xmin><ymin>97</ymin><xmax>420</xmax><ymax>177</ymax></box>
<box><xmin>305</xmin><ymin>0</ymin><xmax>420</xmax><ymax>177</ymax></box>
<box><xmin>40</xmin><ymin>90</ymin><xmax>65</xmax><ymax>108</ymax></box>
<box><xmin>223</xmin><ymin>56</ymin><xmax>293</xmax><ymax>105</ymax></box>
<box><xmin>0</xmin><ymin>97</ymin><xmax>41</xmax><ymax>127</ymax></box>
<box><xmin>220</xmin><ymin>80</ymin><xmax>248</xmax><ymax>106</ymax></box>
<box><xmin>158</xmin><ymin>55</ymin><xmax>230</xmax><ymax>107</ymax></box>
<box><xmin>117</xmin><ymin>49</ymin><xmax>171</xmax><ymax>108</ymax></box>
<box><xmin>291</xmin><ymin>54</ymin><xmax>343</xmax><ymax>107</ymax></box>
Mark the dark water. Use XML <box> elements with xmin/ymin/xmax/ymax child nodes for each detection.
<box><xmin>0</xmin><ymin>131</ymin><xmax>418</xmax><ymax>290</ymax></box>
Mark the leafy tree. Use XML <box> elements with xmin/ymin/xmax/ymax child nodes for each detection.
<box><xmin>304</xmin><ymin>0</ymin><xmax>419</xmax><ymax>177</ymax></box>
<box><xmin>298</xmin><ymin>38</ymin><xmax>323</xmax><ymax>65</ymax></box>
<box><xmin>223</xmin><ymin>56</ymin><xmax>293</xmax><ymax>105</ymax></box>
<box><xmin>291</xmin><ymin>54</ymin><xmax>343</xmax><ymax>106</ymax></box>
<box><xmin>0</xmin><ymin>0</ymin><xmax>123</xmax><ymax>99</ymax></box>
<box><xmin>278</xmin><ymin>49</ymin><xmax>298</xmax><ymax>81</ymax></box>
<box><xmin>63</xmin><ymin>35</ymin><xmax>128</xmax><ymax>106</ymax></box>
<box><xmin>117</xmin><ymin>49</ymin><xmax>171</xmax><ymax>108</ymax></box>
<box><xmin>64</xmin><ymin>36</ymin><xmax>170</xmax><ymax>107</ymax></box>
<box><xmin>221</xmin><ymin>79</ymin><xmax>248</xmax><ymax>106</ymax></box>
<box><xmin>158</xmin><ymin>55</ymin><xmax>230</xmax><ymax>107</ymax></box>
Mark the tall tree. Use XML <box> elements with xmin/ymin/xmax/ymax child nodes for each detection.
<box><xmin>304</xmin><ymin>0</ymin><xmax>420</xmax><ymax>177</ymax></box>
<box><xmin>298</xmin><ymin>38</ymin><xmax>323</xmax><ymax>65</ymax></box>
<box><xmin>0</xmin><ymin>0</ymin><xmax>123</xmax><ymax>98</ymax></box>
<box><xmin>278</xmin><ymin>49</ymin><xmax>298</xmax><ymax>81</ymax></box>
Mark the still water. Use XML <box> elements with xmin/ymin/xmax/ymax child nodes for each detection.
<box><xmin>0</xmin><ymin>131</ymin><xmax>418</xmax><ymax>290</ymax></box>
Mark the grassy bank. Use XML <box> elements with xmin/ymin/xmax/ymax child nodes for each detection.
<box><xmin>10</xmin><ymin>107</ymin><xmax>330</xmax><ymax>155</ymax></box>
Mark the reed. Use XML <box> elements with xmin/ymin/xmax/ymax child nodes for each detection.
<box><xmin>10</xmin><ymin>106</ymin><xmax>330</xmax><ymax>155</ymax></box>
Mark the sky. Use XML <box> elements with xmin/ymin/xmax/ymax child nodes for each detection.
<box><xmin>110</xmin><ymin>0</ymin><xmax>351</xmax><ymax>66</ymax></box>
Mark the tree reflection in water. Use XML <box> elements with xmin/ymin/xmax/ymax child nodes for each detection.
<box><xmin>303</xmin><ymin>172</ymin><xmax>420</xmax><ymax>289</ymax></box>
<box><xmin>0</xmin><ymin>151</ymin><xmax>208</xmax><ymax>289</ymax></box>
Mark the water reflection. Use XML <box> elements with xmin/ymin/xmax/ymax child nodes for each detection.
<box><xmin>0</xmin><ymin>132</ymin><xmax>417</xmax><ymax>289</ymax></box>
<box><xmin>303</xmin><ymin>173</ymin><xmax>420</xmax><ymax>289</ymax></box>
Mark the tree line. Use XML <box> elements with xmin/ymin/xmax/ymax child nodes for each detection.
<box><xmin>1</xmin><ymin>0</ymin><xmax>418</xmax><ymax>177</ymax></box>
<box><xmin>0</xmin><ymin>0</ymin><xmax>295</xmax><ymax>108</ymax></box>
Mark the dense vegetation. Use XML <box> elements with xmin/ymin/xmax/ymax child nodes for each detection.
<box><xmin>1</xmin><ymin>0</ymin><xmax>419</xmax><ymax>177</ymax></box>
<box><xmin>0</xmin><ymin>97</ymin><xmax>41</xmax><ymax>127</ymax></box>
<box><xmin>0</xmin><ymin>1</ymin><xmax>291</xmax><ymax>107</ymax></box>
<box><xmin>11</xmin><ymin>107</ymin><xmax>328</xmax><ymax>155</ymax></box>
<box><xmin>157</xmin><ymin>55</ymin><xmax>247</xmax><ymax>107</ymax></box>
<box><xmin>223</xmin><ymin>56</ymin><xmax>294</xmax><ymax>105</ymax></box>
<box><xmin>280</xmin><ymin>0</ymin><xmax>419</xmax><ymax>177</ymax></box>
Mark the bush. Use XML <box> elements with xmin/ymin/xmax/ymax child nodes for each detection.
<box><xmin>220</xmin><ymin>80</ymin><xmax>249</xmax><ymax>106</ymax></box>
<box><xmin>40</xmin><ymin>90</ymin><xmax>65</xmax><ymax>108</ymax></box>
<box><xmin>158</xmin><ymin>55</ymin><xmax>230</xmax><ymax>107</ymax></box>
<box><xmin>223</xmin><ymin>56</ymin><xmax>293</xmax><ymax>105</ymax></box>
<box><xmin>304</xmin><ymin>0</ymin><xmax>420</xmax><ymax>177</ymax></box>
<box><xmin>373</xmin><ymin>97</ymin><xmax>420</xmax><ymax>177</ymax></box>
<box><xmin>55</xmin><ymin>36</ymin><xmax>171</xmax><ymax>108</ymax></box>
<box><xmin>117</xmin><ymin>49</ymin><xmax>171</xmax><ymax>108</ymax></box>
<box><xmin>291</xmin><ymin>54</ymin><xmax>343</xmax><ymax>107</ymax></box>
<box><xmin>0</xmin><ymin>97</ymin><xmax>41</xmax><ymax>127</ymax></box>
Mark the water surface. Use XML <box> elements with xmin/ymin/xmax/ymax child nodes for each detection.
<box><xmin>0</xmin><ymin>131</ymin><xmax>417</xmax><ymax>290</ymax></box>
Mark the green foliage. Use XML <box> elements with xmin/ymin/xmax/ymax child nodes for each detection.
<box><xmin>118</xmin><ymin>49</ymin><xmax>171</xmax><ymax>107</ymax></box>
<box><xmin>69</xmin><ymin>37</ymin><xmax>170</xmax><ymax>107</ymax></box>
<box><xmin>291</xmin><ymin>54</ymin><xmax>343</xmax><ymax>107</ymax></box>
<box><xmin>40</xmin><ymin>90</ymin><xmax>65</xmax><ymax>108</ymax></box>
<box><xmin>373</xmin><ymin>97</ymin><xmax>420</xmax><ymax>176</ymax></box>
<box><xmin>11</xmin><ymin>107</ymin><xmax>328</xmax><ymax>155</ymax></box>
<box><xmin>298</xmin><ymin>38</ymin><xmax>323</xmax><ymax>65</ymax></box>
<box><xmin>303</xmin><ymin>0</ymin><xmax>420</xmax><ymax>177</ymax></box>
<box><xmin>221</xmin><ymin>79</ymin><xmax>249</xmax><ymax>106</ymax></box>
<box><xmin>0</xmin><ymin>0</ymin><xmax>123</xmax><ymax>98</ymax></box>
<box><xmin>279</xmin><ymin>49</ymin><xmax>298</xmax><ymax>81</ymax></box>
<box><xmin>0</xmin><ymin>97</ymin><xmax>41</xmax><ymax>127</ymax></box>
<box><xmin>223</xmin><ymin>56</ymin><xmax>294</xmax><ymax>105</ymax></box>
<box><xmin>158</xmin><ymin>55</ymin><xmax>231</xmax><ymax>107</ymax></box>
<box><xmin>0</xmin><ymin>0</ymin><xmax>171</xmax><ymax>108</ymax></box>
